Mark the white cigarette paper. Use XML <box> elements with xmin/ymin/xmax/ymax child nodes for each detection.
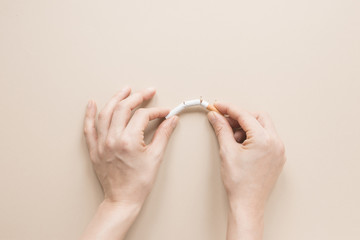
<box><xmin>165</xmin><ymin>98</ymin><xmax>215</xmax><ymax>119</ymax></box>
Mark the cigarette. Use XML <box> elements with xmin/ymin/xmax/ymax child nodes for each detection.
<box><xmin>165</xmin><ymin>98</ymin><xmax>221</xmax><ymax>119</ymax></box>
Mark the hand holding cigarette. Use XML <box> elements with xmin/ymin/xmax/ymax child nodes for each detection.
<box><xmin>207</xmin><ymin>103</ymin><xmax>286</xmax><ymax>240</ymax></box>
<box><xmin>82</xmin><ymin>87</ymin><xmax>178</xmax><ymax>240</ymax></box>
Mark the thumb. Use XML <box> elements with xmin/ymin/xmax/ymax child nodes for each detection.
<box><xmin>149</xmin><ymin>116</ymin><xmax>179</xmax><ymax>157</ymax></box>
<box><xmin>208</xmin><ymin>111</ymin><xmax>236</xmax><ymax>147</ymax></box>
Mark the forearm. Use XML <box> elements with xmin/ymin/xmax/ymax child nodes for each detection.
<box><xmin>226</xmin><ymin>201</ymin><xmax>264</xmax><ymax>240</ymax></box>
<box><xmin>81</xmin><ymin>200</ymin><xmax>142</xmax><ymax>240</ymax></box>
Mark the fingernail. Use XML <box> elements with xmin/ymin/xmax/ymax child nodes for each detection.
<box><xmin>171</xmin><ymin>116</ymin><xmax>179</xmax><ymax>127</ymax></box>
<box><xmin>87</xmin><ymin>100</ymin><xmax>92</xmax><ymax>108</ymax></box>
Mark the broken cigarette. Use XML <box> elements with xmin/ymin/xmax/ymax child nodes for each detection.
<box><xmin>165</xmin><ymin>98</ymin><xmax>221</xmax><ymax>119</ymax></box>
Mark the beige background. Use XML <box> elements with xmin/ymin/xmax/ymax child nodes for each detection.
<box><xmin>1</xmin><ymin>0</ymin><xmax>360</xmax><ymax>239</ymax></box>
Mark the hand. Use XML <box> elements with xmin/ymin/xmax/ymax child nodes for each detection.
<box><xmin>207</xmin><ymin>102</ymin><xmax>286</xmax><ymax>240</ymax></box>
<box><xmin>82</xmin><ymin>87</ymin><xmax>178</xmax><ymax>240</ymax></box>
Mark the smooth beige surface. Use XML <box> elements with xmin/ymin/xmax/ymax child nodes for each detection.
<box><xmin>1</xmin><ymin>0</ymin><xmax>360</xmax><ymax>239</ymax></box>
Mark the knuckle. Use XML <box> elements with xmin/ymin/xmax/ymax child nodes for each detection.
<box><xmin>105</xmin><ymin>137</ymin><xmax>115</xmax><ymax>149</ymax></box>
<box><xmin>115</xmin><ymin>101</ymin><xmax>126</xmax><ymax>110</ymax></box>
<box><xmin>262</xmin><ymin>132</ymin><xmax>272</xmax><ymax>146</ymax></box>
<box><xmin>135</xmin><ymin>108</ymin><xmax>147</xmax><ymax>116</ymax></box>
<box><xmin>98</xmin><ymin>111</ymin><xmax>106</xmax><ymax>120</ymax></box>
<box><xmin>118</xmin><ymin>136</ymin><xmax>132</xmax><ymax>152</ymax></box>
<box><xmin>89</xmin><ymin>151</ymin><xmax>98</xmax><ymax>162</ymax></box>
<box><xmin>97</xmin><ymin>145</ymin><xmax>105</xmax><ymax>156</ymax></box>
<box><xmin>83</xmin><ymin>127</ymin><xmax>89</xmax><ymax>135</ymax></box>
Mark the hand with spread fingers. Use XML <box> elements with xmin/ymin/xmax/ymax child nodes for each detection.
<box><xmin>207</xmin><ymin>102</ymin><xmax>286</xmax><ymax>240</ymax></box>
<box><xmin>82</xmin><ymin>87</ymin><xmax>178</xmax><ymax>240</ymax></box>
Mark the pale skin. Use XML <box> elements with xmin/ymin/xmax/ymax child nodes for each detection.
<box><xmin>82</xmin><ymin>87</ymin><xmax>286</xmax><ymax>240</ymax></box>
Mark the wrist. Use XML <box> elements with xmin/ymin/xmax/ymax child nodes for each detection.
<box><xmin>101</xmin><ymin>198</ymin><xmax>143</xmax><ymax>211</ymax></box>
<box><xmin>228</xmin><ymin>198</ymin><xmax>265</xmax><ymax>219</ymax></box>
<box><xmin>98</xmin><ymin>199</ymin><xmax>142</xmax><ymax>224</ymax></box>
<box><xmin>227</xmin><ymin>200</ymin><xmax>265</xmax><ymax>240</ymax></box>
<box><xmin>81</xmin><ymin>200</ymin><xmax>143</xmax><ymax>240</ymax></box>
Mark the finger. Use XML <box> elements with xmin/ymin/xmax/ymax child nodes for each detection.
<box><xmin>226</xmin><ymin>116</ymin><xmax>246</xmax><ymax>142</ymax></box>
<box><xmin>214</xmin><ymin>102</ymin><xmax>263</xmax><ymax>135</ymax></box>
<box><xmin>207</xmin><ymin>111</ymin><xmax>237</xmax><ymax>148</ymax></box>
<box><xmin>234</xmin><ymin>129</ymin><xmax>246</xmax><ymax>143</ymax></box>
<box><xmin>109</xmin><ymin>88</ymin><xmax>156</xmax><ymax>135</ymax></box>
<box><xmin>252</xmin><ymin>111</ymin><xmax>278</xmax><ymax>135</ymax></box>
<box><xmin>83</xmin><ymin>100</ymin><xmax>98</xmax><ymax>158</ymax></box>
<box><xmin>148</xmin><ymin>116</ymin><xmax>179</xmax><ymax>158</ymax></box>
<box><xmin>97</xmin><ymin>87</ymin><xmax>131</xmax><ymax>145</ymax></box>
<box><xmin>226</xmin><ymin>117</ymin><xmax>240</xmax><ymax>129</ymax></box>
<box><xmin>126</xmin><ymin>107</ymin><xmax>170</xmax><ymax>134</ymax></box>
